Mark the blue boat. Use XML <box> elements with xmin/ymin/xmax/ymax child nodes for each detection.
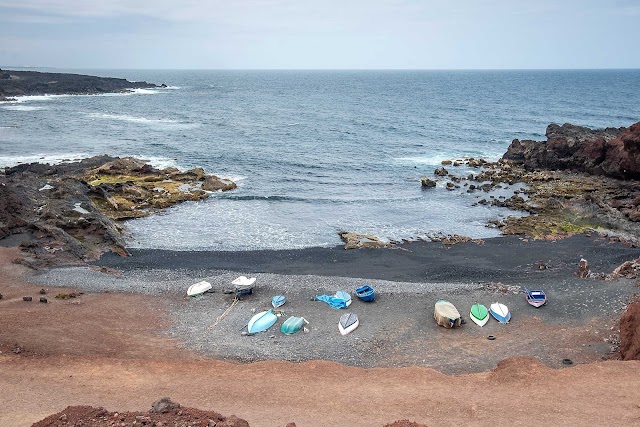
<box><xmin>525</xmin><ymin>289</ymin><xmax>547</xmax><ymax>308</ymax></box>
<box><xmin>247</xmin><ymin>310</ymin><xmax>278</xmax><ymax>334</ymax></box>
<box><xmin>489</xmin><ymin>302</ymin><xmax>511</xmax><ymax>323</ymax></box>
<box><xmin>355</xmin><ymin>285</ymin><xmax>375</xmax><ymax>302</ymax></box>
<box><xmin>272</xmin><ymin>295</ymin><xmax>286</xmax><ymax>308</ymax></box>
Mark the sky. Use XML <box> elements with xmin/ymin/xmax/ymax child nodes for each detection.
<box><xmin>0</xmin><ymin>0</ymin><xmax>639</xmax><ymax>69</ymax></box>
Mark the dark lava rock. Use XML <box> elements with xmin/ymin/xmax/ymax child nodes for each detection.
<box><xmin>150</xmin><ymin>397</ymin><xmax>181</xmax><ymax>414</ymax></box>
<box><xmin>22</xmin><ymin>296</ymin><xmax>32</xmax><ymax>301</ymax></box>
<box><xmin>0</xmin><ymin>155</ymin><xmax>235</xmax><ymax>267</ymax></box>
<box><xmin>420</xmin><ymin>177</ymin><xmax>436</xmax><ymax>188</ymax></box>
<box><xmin>40</xmin><ymin>296</ymin><xmax>48</xmax><ymax>303</ymax></box>
<box><xmin>434</xmin><ymin>167</ymin><xmax>449</xmax><ymax>176</ymax></box>
<box><xmin>502</xmin><ymin>121</ymin><xmax>640</xmax><ymax>180</ymax></box>
<box><xmin>0</xmin><ymin>69</ymin><xmax>159</xmax><ymax>99</ymax></box>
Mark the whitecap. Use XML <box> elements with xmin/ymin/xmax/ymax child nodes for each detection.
<box><xmin>394</xmin><ymin>154</ymin><xmax>462</xmax><ymax>166</ymax></box>
<box><xmin>2</xmin><ymin>105</ymin><xmax>45</xmax><ymax>111</ymax></box>
<box><xmin>0</xmin><ymin>153</ymin><xmax>91</xmax><ymax>168</ymax></box>
<box><xmin>84</xmin><ymin>112</ymin><xmax>199</xmax><ymax>130</ymax></box>
<box><xmin>12</xmin><ymin>94</ymin><xmax>70</xmax><ymax>103</ymax></box>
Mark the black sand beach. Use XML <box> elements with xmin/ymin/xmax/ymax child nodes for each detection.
<box><xmin>16</xmin><ymin>234</ymin><xmax>632</xmax><ymax>374</ymax></box>
<box><xmin>96</xmin><ymin>234</ymin><xmax>639</xmax><ymax>283</ymax></box>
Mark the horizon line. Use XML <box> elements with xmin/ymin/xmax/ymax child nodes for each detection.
<box><xmin>2</xmin><ymin>66</ymin><xmax>640</xmax><ymax>72</ymax></box>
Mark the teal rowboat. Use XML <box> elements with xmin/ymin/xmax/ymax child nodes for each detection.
<box><xmin>470</xmin><ymin>303</ymin><xmax>489</xmax><ymax>327</ymax></box>
<box><xmin>281</xmin><ymin>316</ymin><xmax>308</xmax><ymax>334</ymax></box>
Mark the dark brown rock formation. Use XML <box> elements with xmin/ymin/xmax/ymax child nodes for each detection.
<box><xmin>619</xmin><ymin>300</ymin><xmax>640</xmax><ymax>361</ymax></box>
<box><xmin>32</xmin><ymin>400</ymin><xmax>249</xmax><ymax>427</ymax></box>
<box><xmin>503</xmin><ymin>121</ymin><xmax>640</xmax><ymax>180</ymax></box>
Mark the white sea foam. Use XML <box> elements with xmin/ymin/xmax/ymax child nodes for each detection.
<box><xmin>0</xmin><ymin>153</ymin><xmax>91</xmax><ymax>168</ymax></box>
<box><xmin>2</xmin><ymin>105</ymin><xmax>46</xmax><ymax>111</ymax></box>
<box><xmin>84</xmin><ymin>112</ymin><xmax>199</xmax><ymax>129</ymax></box>
<box><xmin>394</xmin><ymin>154</ymin><xmax>462</xmax><ymax>166</ymax></box>
<box><xmin>11</xmin><ymin>94</ymin><xmax>71</xmax><ymax>103</ymax></box>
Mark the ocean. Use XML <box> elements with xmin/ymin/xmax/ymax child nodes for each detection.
<box><xmin>1</xmin><ymin>69</ymin><xmax>639</xmax><ymax>250</ymax></box>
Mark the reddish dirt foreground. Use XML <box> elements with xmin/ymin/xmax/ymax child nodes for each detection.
<box><xmin>2</xmin><ymin>247</ymin><xmax>640</xmax><ymax>427</ymax></box>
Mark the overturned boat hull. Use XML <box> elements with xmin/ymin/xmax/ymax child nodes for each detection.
<box><xmin>470</xmin><ymin>303</ymin><xmax>489</xmax><ymax>327</ymax></box>
<box><xmin>490</xmin><ymin>302</ymin><xmax>511</xmax><ymax>323</ymax></box>
<box><xmin>247</xmin><ymin>310</ymin><xmax>277</xmax><ymax>334</ymax></box>
<box><xmin>338</xmin><ymin>312</ymin><xmax>359</xmax><ymax>335</ymax></box>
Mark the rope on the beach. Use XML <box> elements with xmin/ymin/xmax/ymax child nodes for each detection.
<box><xmin>208</xmin><ymin>297</ymin><xmax>239</xmax><ymax>330</ymax></box>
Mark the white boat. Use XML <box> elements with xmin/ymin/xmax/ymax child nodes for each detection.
<box><xmin>232</xmin><ymin>276</ymin><xmax>256</xmax><ymax>296</ymax></box>
<box><xmin>490</xmin><ymin>302</ymin><xmax>511</xmax><ymax>323</ymax></box>
<box><xmin>232</xmin><ymin>276</ymin><xmax>256</xmax><ymax>287</ymax></box>
<box><xmin>338</xmin><ymin>312</ymin><xmax>359</xmax><ymax>335</ymax></box>
<box><xmin>186</xmin><ymin>280</ymin><xmax>212</xmax><ymax>297</ymax></box>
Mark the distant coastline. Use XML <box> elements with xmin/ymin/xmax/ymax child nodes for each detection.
<box><xmin>0</xmin><ymin>69</ymin><xmax>163</xmax><ymax>101</ymax></box>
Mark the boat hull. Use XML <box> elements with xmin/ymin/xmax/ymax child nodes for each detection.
<box><xmin>281</xmin><ymin>316</ymin><xmax>306</xmax><ymax>334</ymax></box>
<box><xmin>526</xmin><ymin>290</ymin><xmax>547</xmax><ymax>308</ymax></box>
<box><xmin>355</xmin><ymin>285</ymin><xmax>375</xmax><ymax>302</ymax></box>
<box><xmin>470</xmin><ymin>304</ymin><xmax>489</xmax><ymax>327</ymax></box>
<box><xmin>247</xmin><ymin>310</ymin><xmax>277</xmax><ymax>334</ymax></box>
<box><xmin>272</xmin><ymin>295</ymin><xmax>286</xmax><ymax>308</ymax></box>
<box><xmin>490</xmin><ymin>303</ymin><xmax>511</xmax><ymax>323</ymax></box>
<box><xmin>187</xmin><ymin>281</ymin><xmax>212</xmax><ymax>297</ymax></box>
<box><xmin>339</xmin><ymin>312</ymin><xmax>359</xmax><ymax>335</ymax></box>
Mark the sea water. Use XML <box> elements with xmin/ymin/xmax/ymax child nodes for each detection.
<box><xmin>1</xmin><ymin>69</ymin><xmax>639</xmax><ymax>250</ymax></box>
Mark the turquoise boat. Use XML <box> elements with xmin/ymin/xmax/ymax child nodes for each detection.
<box><xmin>272</xmin><ymin>295</ymin><xmax>286</xmax><ymax>308</ymax></box>
<box><xmin>281</xmin><ymin>316</ymin><xmax>308</xmax><ymax>334</ymax></box>
<box><xmin>247</xmin><ymin>310</ymin><xmax>278</xmax><ymax>334</ymax></box>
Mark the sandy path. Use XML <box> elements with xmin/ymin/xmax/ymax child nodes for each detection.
<box><xmin>2</xmin><ymin>247</ymin><xmax>640</xmax><ymax>426</ymax></box>
<box><xmin>2</xmin><ymin>355</ymin><xmax>640</xmax><ymax>427</ymax></box>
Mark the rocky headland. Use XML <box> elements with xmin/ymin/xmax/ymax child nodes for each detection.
<box><xmin>0</xmin><ymin>156</ymin><xmax>236</xmax><ymax>267</ymax></box>
<box><xmin>422</xmin><ymin>120</ymin><xmax>640</xmax><ymax>242</ymax></box>
<box><xmin>0</xmin><ymin>69</ymin><xmax>162</xmax><ymax>101</ymax></box>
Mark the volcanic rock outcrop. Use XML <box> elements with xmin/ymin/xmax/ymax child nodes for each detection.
<box><xmin>503</xmin><ymin>121</ymin><xmax>640</xmax><ymax>180</ymax></box>
<box><xmin>0</xmin><ymin>69</ymin><xmax>159</xmax><ymax>101</ymax></box>
<box><xmin>0</xmin><ymin>156</ymin><xmax>236</xmax><ymax>266</ymax></box>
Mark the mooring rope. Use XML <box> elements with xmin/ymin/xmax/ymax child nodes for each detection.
<box><xmin>208</xmin><ymin>297</ymin><xmax>239</xmax><ymax>330</ymax></box>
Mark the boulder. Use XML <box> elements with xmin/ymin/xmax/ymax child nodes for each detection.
<box><xmin>434</xmin><ymin>167</ymin><xmax>449</xmax><ymax>176</ymax></box>
<box><xmin>338</xmin><ymin>231</ymin><xmax>387</xmax><ymax>250</ymax></box>
<box><xmin>150</xmin><ymin>397</ymin><xmax>180</xmax><ymax>414</ymax></box>
<box><xmin>620</xmin><ymin>301</ymin><xmax>640</xmax><ymax>360</ymax></box>
<box><xmin>202</xmin><ymin>176</ymin><xmax>237</xmax><ymax>192</ymax></box>
<box><xmin>420</xmin><ymin>177</ymin><xmax>436</xmax><ymax>188</ymax></box>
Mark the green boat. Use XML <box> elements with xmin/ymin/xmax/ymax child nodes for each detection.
<box><xmin>470</xmin><ymin>303</ymin><xmax>489</xmax><ymax>327</ymax></box>
<box><xmin>281</xmin><ymin>316</ymin><xmax>308</xmax><ymax>334</ymax></box>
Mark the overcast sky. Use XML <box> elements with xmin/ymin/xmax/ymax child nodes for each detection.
<box><xmin>1</xmin><ymin>0</ymin><xmax>639</xmax><ymax>69</ymax></box>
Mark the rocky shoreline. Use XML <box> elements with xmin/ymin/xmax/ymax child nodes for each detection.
<box><xmin>0</xmin><ymin>69</ymin><xmax>162</xmax><ymax>101</ymax></box>
<box><xmin>420</xmin><ymin>120</ymin><xmax>640</xmax><ymax>243</ymax></box>
<box><xmin>0</xmin><ymin>156</ymin><xmax>235</xmax><ymax>268</ymax></box>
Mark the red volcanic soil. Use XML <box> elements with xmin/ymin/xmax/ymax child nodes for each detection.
<box><xmin>2</xmin><ymin>247</ymin><xmax>640</xmax><ymax>427</ymax></box>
